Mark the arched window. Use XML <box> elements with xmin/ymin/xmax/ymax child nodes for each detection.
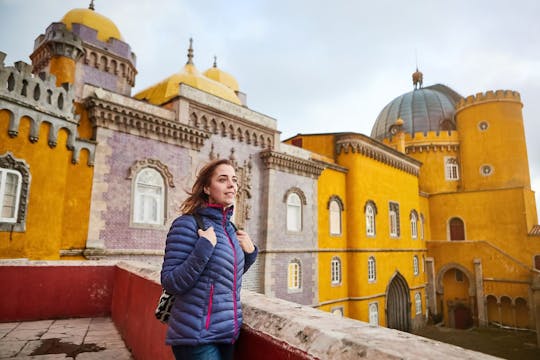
<box><xmin>413</xmin><ymin>255</ymin><xmax>419</xmax><ymax>275</ymax></box>
<box><xmin>389</xmin><ymin>202</ymin><xmax>400</xmax><ymax>238</ymax></box>
<box><xmin>329</xmin><ymin>198</ymin><xmax>342</xmax><ymax>235</ymax></box>
<box><xmin>133</xmin><ymin>168</ymin><xmax>165</xmax><ymax>225</ymax></box>
<box><xmin>331</xmin><ymin>256</ymin><xmax>342</xmax><ymax>285</ymax></box>
<box><xmin>415</xmin><ymin>292</ymin><xmax>422</xmax><ymax>315</ymax></box>
<box><xmin>0</xmin><ymin>153</ymin><xmax>30</xmax><ymax>232</ymax></box>
<box><xmin>369</xmin><ymin>302</ymin><xmax>379</xmax><ymax>326</ymax></box>
<box><xmin>368</xmin><ymin>256</ymin><xmax>376</xmax><ymax>282</ymax></box>
<box><xmin>445</xmin><ymin>156</ymin><xmax>459</xmax><ymax>180</ymax></box>
<box><xmin>0</xmin><ymin>168</ymin><xmax>22</xmax><ymax>223</ymax></box>
<box><xmin>286</xmin><ymin>192</ymin><xmax>302</xmax><ymax>232</ymax></box>
<box><xmin>364</xmin><ymin>200</ymin><xmax>377</xmax><ymax>237</ymax></box>
<box><xmin>449</xmin><ymin>217</ymin><xmax>465</xmax><ymax>241</ymax></box>
<box><xmin>288</xmin><ymin>259</ymin><xmax>301</xmax><ymax>290</ymax></box>
<box><xmin>410</xmin><ymin>210</ymin><xmax>418</xmax><ymax>239</ymax></box>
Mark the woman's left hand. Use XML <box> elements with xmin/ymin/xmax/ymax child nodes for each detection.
<box><xmin>236</xmin><ymin>230</ymin><xmax>255</xmax><ymax>254</ymax></box>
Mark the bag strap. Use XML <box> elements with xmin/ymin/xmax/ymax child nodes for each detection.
<box><xmin>193</xmin><ymin>213</ymin><xmax>205</xmax><ymax>230</ymax></box>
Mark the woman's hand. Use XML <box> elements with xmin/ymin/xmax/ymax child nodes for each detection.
<box><xmin>236</xmin><ymin>230</ymin><xmax>255</xmax><ymax>253</ymax></box>
<box><xmin>198</xmin><ymin>227</ymin><xmax>217</xmax><ymax>246</ymax></box>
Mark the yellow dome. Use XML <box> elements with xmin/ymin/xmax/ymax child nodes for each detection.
<box><xmin>61</xmin><ymin>8</ymin><xmax>122</xmax><ymax>42</ymax></box>
<box><xmin>203</xmin><ymin>58</ymin><xmax>240</xmax><ymax>92</ymax></box>
<box><xmin>134</xmin><ymin>41</ymin><xmax>241</xmax><ymax>106</ymax></box>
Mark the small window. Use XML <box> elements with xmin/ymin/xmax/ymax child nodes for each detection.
<box><xmin>365</xmin><ymin>201</ymin><xmax>377</xmax><ymax>237</ymax></box>
<box><xmin>445</xmin><ymin>157</ymin><xmax>459</xmax><ymax>180</ymax></box>
<box><xmin>413</xmin><ymin>255</ymin><xmax>419</xmax><ymax>276</ymax></box>
<box><xmin>478</xmin><ymin>121</ymin><xmax>489</xmax><ymax>131</ymax></box>
<box><xmin>329</xmin><ymin>198</ymin><xmax>342</xmax><ymax>235</ymax></box>
<box><xmin>389</xmin><ymin>202</ymin><xmax>400</xmax><ymax>238</ymax></box>
<box><xmin>410</xmin><ymin>210</ymin><xmax>418</xmax><ymax>239</ymax></box>
<box><xmin>287</xmin><ymin>193</ymin><xmax>302</xmax><ymax>232</ymax></box>
<box><xmin>0</xmin><ymin>169</ymin><xmax>22</xmax><ymax>223</ymax></box>
<box><xmin>331</xmin><ymin>256</ymin><xmax>342</xmax><ymax>285</ymax></box>
<box><xmin>288</xmin><ymin>259</ymin><xmax>301</xmax><ymax>290</ymax></box>
<box><xmin>415</xmin><ymin>293</ymin><xmax>422</xmax><ymax>315</ymax></box>
<box><xmin>133</xmin><ymin>168</ymin><xmax>165</xmax><ymax>225</ymax></box>
<box><xmin>0</xmin><ymin>153</ymin><xmax>30</xmax><ymax>232</ymax></box>
<box><xmin>368</xmin><ymin>256</ymin><xmax>376</xmax><ymax>282</ymax></box>
<box><xmin>535</xmin><ymin>255</ymin><xmax>540</xmax><ymax>271</ymax></box>
<box><xmin>369</xmin><ymin>302</ymin><xmax>379</xmax><ymax>325</ymax></box>
<box><xmin>449</xmin><ymin>217</ymin><xmax>465</xmax><ymax>241</ymax></box>
<box><xmin>480</xmin><ymin>164</ymin><xmax>493</xmax><ymax>177</ymax></box>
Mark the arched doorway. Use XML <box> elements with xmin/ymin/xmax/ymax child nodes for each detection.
<box><xmin>386</xmin><ymin>272</ymin><xmax>411</xmax><ymax>332</ymax></box>
<box><xmin>449</xmin><ymin>217</ymin><xmax>465</xmax><ymax>240</ymax></box>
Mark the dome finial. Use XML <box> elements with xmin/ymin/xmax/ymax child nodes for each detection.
<box><xmin>412</xmin><ymin>67</ymin><xmax>423</xmax><ymax>90</ymax></box>
<box><xmin>88</xmin><ymin>0</ymin><xmax>95</xmax><ymax>11</ymax></box>
<box><xmin>186</xmin><ymin>38</ymin><xmax>194</xmax><ymax>65</ymax></box>
<box><xmin>213</xmin><ymin>56</ymin><xmax>217</xmax><ymax>68</ymax></box>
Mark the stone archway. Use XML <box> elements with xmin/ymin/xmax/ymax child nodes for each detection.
<box><xmin>386</xmin><ymin>272</ymin><xmax>411</xmax><ymax>332</ymax></box>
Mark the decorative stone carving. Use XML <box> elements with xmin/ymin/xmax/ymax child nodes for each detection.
<box><xmin>0</xmin><ymin>152</ymin><xmax>31</xmax><ymax>232</ymax></box>
<box><xmin>127</xmin><ymin>159</ymin><xmax>175</xmax><ymax>188</ymax></box>
<box><xmin>260</xmin><ymin>150</ymin><xmax>324</xmax><ymax>179</ymax></box>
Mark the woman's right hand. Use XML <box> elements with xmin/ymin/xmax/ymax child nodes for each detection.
<box><xmin>198</xmin><ymin>227</ymin><xmax>217</xmax><ymax>246</ymax></box>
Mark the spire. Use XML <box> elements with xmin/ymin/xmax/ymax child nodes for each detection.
<box><xmin>89</xmin><ymin>0</ymin><xmax>95</xmax><ymax>11</ymax></box>
<box><xmin>412</xmin><ymin>67</ymin><xmax>423</xmax><ymax>90</ymax></box>
<box><xmin>213</xmin><ymin>55</ymin><xmax>217</xmax><ymax>68</ymax></box>
<box><xmin>186</xmin><ymin>38</ymin><xmax>194</xmax><ymax>65</ymax></box>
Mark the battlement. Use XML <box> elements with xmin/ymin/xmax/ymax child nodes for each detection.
<box><xmin>456</xmin><ymin>89</ymin><xmax>522</xmax><ymax>111</ymax></box>
<box><xmin>0</xmin><ymin>51</ymin><xmax>77</xmax><ymax>122</ymax></box>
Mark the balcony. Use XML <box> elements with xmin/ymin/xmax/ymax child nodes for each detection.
<box><xmin>0</xmin><ymin>260</ymin><xmax>499</xmax><ymax>359</ymax></box>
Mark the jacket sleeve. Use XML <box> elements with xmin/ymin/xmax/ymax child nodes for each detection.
<box><xmin>160</xmin><ymin>215</ymin><xmax>215</xmax><ymax>295</ymax></box>
<box><xmin>243</xmin><ymin>245</ymin><xmax>258</xmax><ymax>274</ymax></box>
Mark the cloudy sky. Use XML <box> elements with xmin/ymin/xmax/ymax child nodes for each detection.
<box><xmin>1</xmin><ymin>0</ymin><xmax>539</xmax><ymax>214</ymax></box>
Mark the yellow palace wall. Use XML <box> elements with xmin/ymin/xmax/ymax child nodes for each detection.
<box><xmin>317</xmin><ymin>166</ymin><xmax>350</xmax><ymax>315</ymax></box>
<box><xmin>337</xmin><ymin>149</ymin><xmax>427</xmax><ymax>325</ymax></box>
<box><xmin>0</xmin><ymin>111</ymin><xmax>93</xmax><ymax>259</ymax></box>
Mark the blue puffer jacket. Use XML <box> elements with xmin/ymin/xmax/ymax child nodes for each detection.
<box><xmin>160</xmin><ymin>204</ymin><xmax>258</xmax><ymax>346</ymax></box>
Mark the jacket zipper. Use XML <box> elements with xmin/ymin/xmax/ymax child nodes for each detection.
<box><xmin>222</xmin><ymin>209</ymin><xmax>238</xmax><ymax>342</ymax></box>
<box><xmin>205</xmin><ymin>283</ymin><xmax>214</xmax><ymax>330</ymax></box>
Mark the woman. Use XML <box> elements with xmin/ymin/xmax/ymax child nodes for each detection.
<box><xmin>161</xmin><ymin>158</ymin><xmax>257</xmax><ymax>360</ymax></box>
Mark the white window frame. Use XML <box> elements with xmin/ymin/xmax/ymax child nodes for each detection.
<box><xmin>368</xmin><ymin>256</ymin><xmax>376</xmax><ymax>283</ymax></box>
<box><xmin>286</xmin><ymin>192</ymin><xmax>302</xmax><ymax>232</ymax></box>
<box><xmin>445</xmin><ymin>156</ymin><xmax>459</xmax><ymax>180</ymax></box>
<box><xmin>415</xmin><ymin>292</ymin><xmax>422</xmax><ymax>315</ymax></box>
<box><xmin>420</xmin><ymin>214</ymin><xmax>425</xmax><ymax>240</ymax></box>
<box><xmin>366</xmin><ymin>203</ymin><xmax>376</xmax><ymax>237</ymax></box>
<box><xmin>0</xmin><ymin>168</ymin><xmax>22</xmax><ymax>223</ymax></box>
<box><xmin>331</xmin><ymin>256</ymin><xmax>342</xmax><ymax>285</ymax></box>
<box><xmin>288</xmin><ymin>259</ymin><xmax>302</xmax><ymax>291</ymax></box>
<box><xmin>369</xmin><ymin>302</ymin><xmax>379</xmax><ymax>325</ymax></box>
<box><xmin>329</xmin><ymin>199</ymin><xmax>342</xmax><ymax>236</ymax></box>
<box><xmin>413</xmin><ymin>255</ymin><xmax>419</xmax><ymax>276</ymax></box>
<box><xmin>410</xmin><ymin>211</ymin><xmax>418</xmax><ymax>239</ymax></box>
<box><xmin>132</xmin><ymin>168</ymin><xmax>165</xmax><ymax>226</ymax></box>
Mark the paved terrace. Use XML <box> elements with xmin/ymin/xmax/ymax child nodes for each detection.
<box><xmin>0</xmin><ymin>260</ymin><xmax>502</xmax><ymax>359</ymax></box>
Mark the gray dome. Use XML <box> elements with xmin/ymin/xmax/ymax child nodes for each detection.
<box><xmin>371</xmin><ymin>84</ymin><xmax>463</xmax><ymax>140</ymax></box>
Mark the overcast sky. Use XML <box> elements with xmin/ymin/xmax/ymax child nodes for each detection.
<box><xmin>1</xmin><ymin>0</ymin><xmax>539</xmax><ymax>216</ymax></box>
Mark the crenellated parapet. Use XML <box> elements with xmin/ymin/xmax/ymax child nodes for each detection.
<box><xmin>336</xmin><ymin>133</ymin><xmax>421</xmax><ymax>176</ymax></box>
<box><xmin>383</xmin><ymin>130</ymin><xmax>460</xmax><ymax>154</ymax></box>
<box><xmin>456</xmin><ymin>90</ymin><xmax>522</xmax><ymax>113</ymax></box>
<box><xmin>31</xmin><ymin>22</ymin><xmax>85</xmax><ymax>74</ymax></box>
<box><xmin>0</xmin><ymin>52</ymin><xmax>95</xmax><ymax>165</ymax></box>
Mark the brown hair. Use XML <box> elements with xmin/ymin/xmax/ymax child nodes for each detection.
<box><xmin>180</xmin><ymin>159</ymin><xmax>235</xmax><ymax>214</ymax></box>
